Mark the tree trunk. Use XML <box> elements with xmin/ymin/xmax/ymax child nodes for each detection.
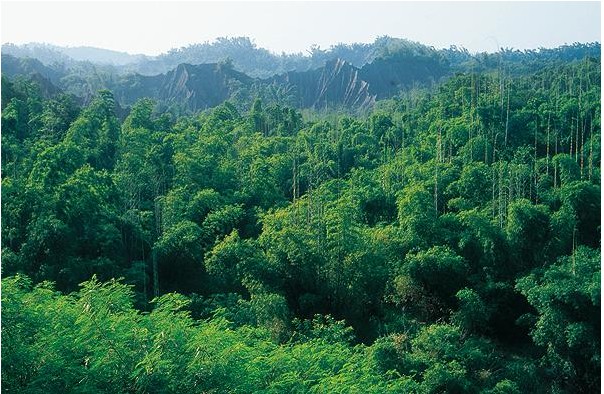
<box><xmin>546</xmin><ymin>111</ymin><xmax>551</xmax><ymax>176</ymax></box>
<box><xmin>589</xmin><ymin>117</ymin><xmax>593</xmax><ymax>181</ymax></box>
<box><xmin>505</xmin><ymin>80</ymin><xmax>510</xmax><ymax>147</ymax></box>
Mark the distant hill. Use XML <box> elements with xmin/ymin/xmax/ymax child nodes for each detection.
<box><xmin>1</xmin><ymin>53</ymin><xmax>65</xmax><ymax>84</ymax></box>
<box><xmin>2</xmin><ymin>43</ymin><xmax>148</xmax><ymax>66</ymax></box>
<box><xmin>2</xmin><ymin>37</ymin><xmax>446</xmax><ymax>77</ymax></box>
<box><xmin>59</xmin><ymin>46</ymin><xmax>148</xmax><ymax>65</ymax></box>
<box><xmin>2</xmin><ymin>39</ymin><xmax>600</xmax><ymax>112</ymax></box>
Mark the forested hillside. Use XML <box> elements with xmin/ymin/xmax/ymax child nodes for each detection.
<box><xmin>1</xmin><ymin>37</ymin><xmax>451</xmax><ymax>77</ymax></box>
<box><xmin>1</xmin><ymin>42</ymin><xmax>601</xmax><ymax>393</ymax></box>
<box><xmin>3</xmin><ymin>39</ymin><xmax>599</xmax><ymax>113</ymax></box>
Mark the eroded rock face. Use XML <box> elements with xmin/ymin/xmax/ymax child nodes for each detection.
<box><xmin>115</xmin><ymin>59</ymin><xmax>380</xmax><ymax>112</ymax></box>
<box><xmin>121</xmin><ymin>54</ymin><xmax>449</xmax><ymax>111</ymax></box>
<box><xmin>269</xmin><ymin>59</ymin><xmax>376</xmax><ymax>110</ymax></box>
<box><xmin>264</xmin><ymin>54</ymin><xmax>448</xmax><ymax>110</ymax></box>
<box><xmin>159</xmin><ymin>63</ymin><xmax>252</xmax><ymax>110</ymax></box>
<box><xmin>110</xmin><ymin>63</ymin><xmax>252</xmax><ymax>111</ymax></box>
<box><xmin>1</xmin><ymin>53</ymin><xmax>447</xmax><ymax>112</ymax></box>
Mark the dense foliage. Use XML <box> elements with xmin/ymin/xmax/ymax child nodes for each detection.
<box><xmin>1</xmin><ymin>45</ymin><xmax>600</xmax><ymax>393</ymax></box>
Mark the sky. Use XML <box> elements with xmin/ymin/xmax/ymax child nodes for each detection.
<box><xmin>1</xmin><ymin>1</ymin><xmax>601</xmax><ymax>55</ymax></box>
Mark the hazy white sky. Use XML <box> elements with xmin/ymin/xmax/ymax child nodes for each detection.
<box><xmin>1</xmin><ymin>1</ymin><xmax>601</xmax><ymax>55</ymax></box>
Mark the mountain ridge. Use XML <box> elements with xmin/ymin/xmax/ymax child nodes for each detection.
<box><xmin>2</xmin><ymin>40</ymin><xmax>600</xmax><ymax>113</ymax></box>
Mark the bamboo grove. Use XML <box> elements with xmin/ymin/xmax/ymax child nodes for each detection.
<box><xmin>1</xmin><ymin>47</ymin><xmax>600</xmax><ymax>393</ymax></box>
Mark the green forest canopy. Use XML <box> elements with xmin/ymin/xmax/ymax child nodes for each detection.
<box><xmin>1</xmin><ymin>45</ymin><xmax>601</xmax><ymax>393</ymax></box>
